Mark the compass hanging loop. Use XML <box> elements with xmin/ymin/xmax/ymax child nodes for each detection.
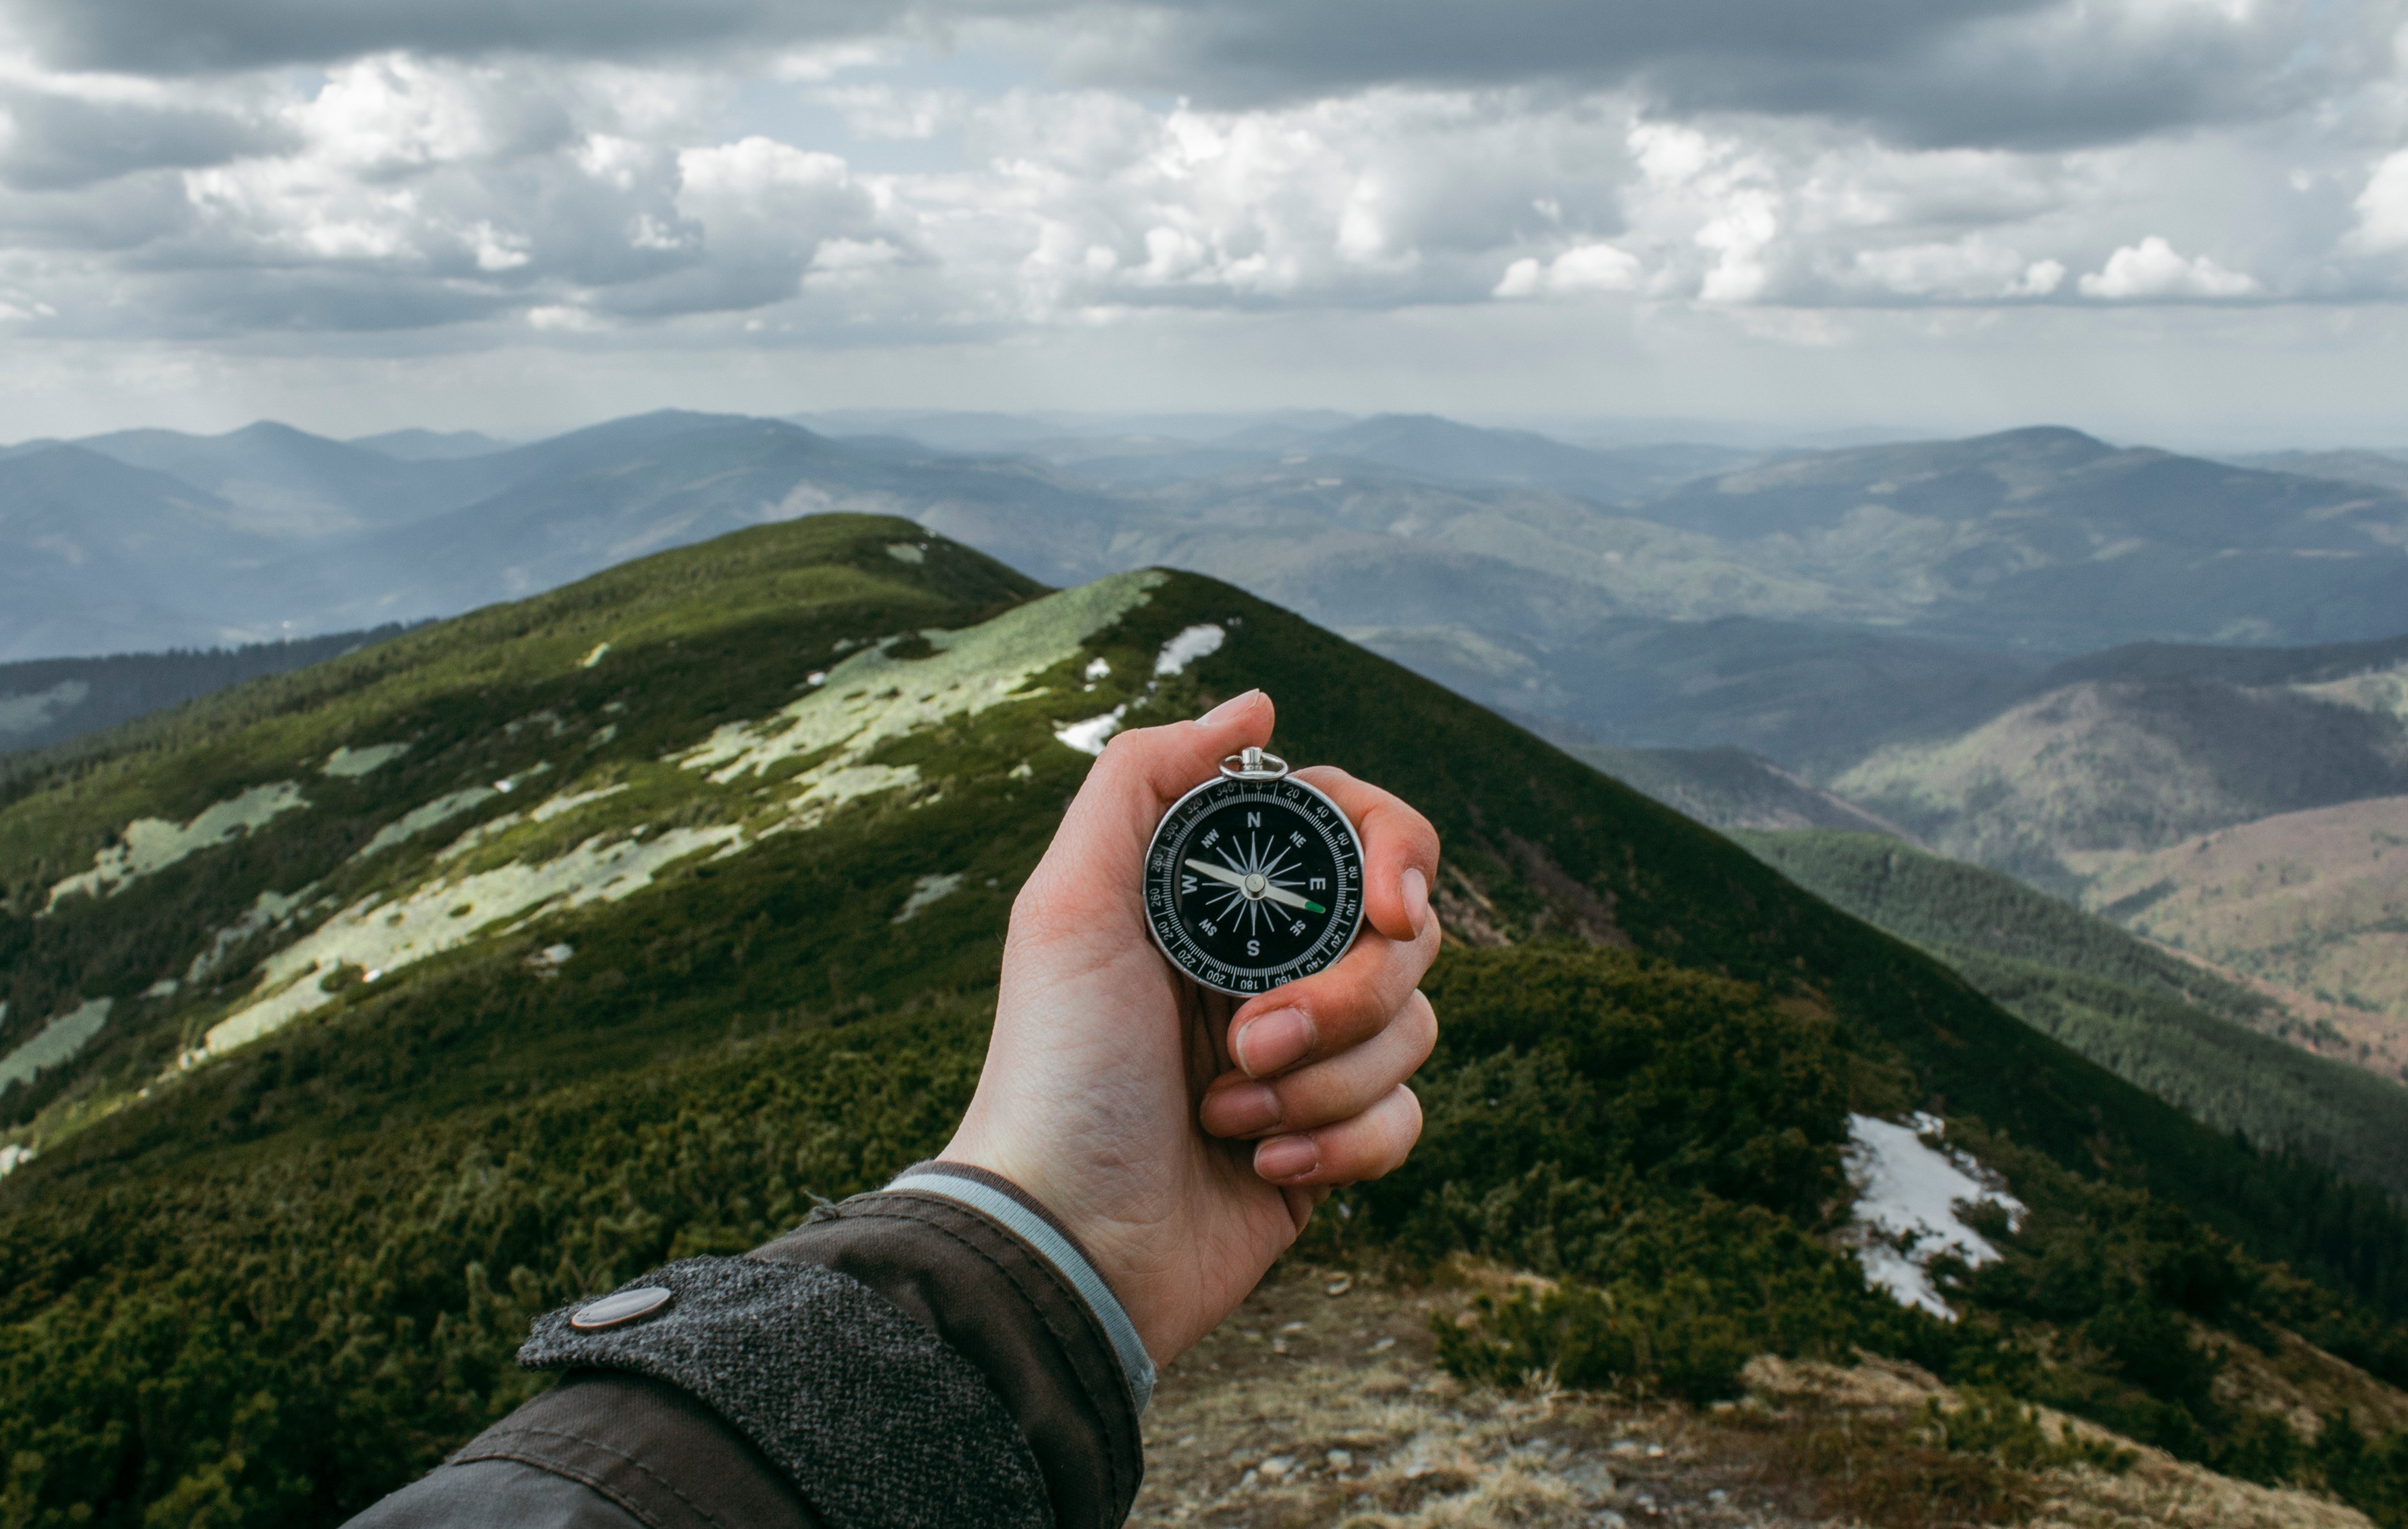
<box><xmin>1219</xmin><ymin>747</ymin><xmax>1290</xmax><ymax>782</ymax></box>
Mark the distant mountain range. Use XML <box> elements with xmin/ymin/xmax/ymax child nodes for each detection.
<box><xmin>11</xmin><ymin>410</ymin><xmax>2405</xmax><ymax>693</ymax></box>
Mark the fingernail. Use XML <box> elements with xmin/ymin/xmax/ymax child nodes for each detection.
<box><xmin>1255</xmin><ymin>1134</ymin><xmax>1319</xmax><ymax>1183</ymax></box>
<box><xmin>1234</xmin><ymin>1008</ymin><xmax>1315</xmax><ymax>1077</ymax></box>
<box><xmin>1401</xmin><ymin>867</ymin><xmax>1430</xmax><ymax>935</ymax></box>
<box><xmin>1202</xmin><ymin>1082</ymin><xmax>1281</xmax><ymax>1137</ymax></box>
<box><xmin>1200</xmin><ymin>689</ymin><xmax>1262</xmax><ymax>726</ymax></box>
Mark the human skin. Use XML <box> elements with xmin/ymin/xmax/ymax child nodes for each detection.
<box><xmin>941</xmin><ymin>689</ymin><xmax>1441</xmax><ymax>1363</ymax></box>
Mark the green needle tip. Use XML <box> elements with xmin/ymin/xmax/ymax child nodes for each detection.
<box><xmin>1305</xmin><ymin>900</ymin><xmax>1326</xmax><ymax>914</ymax></box>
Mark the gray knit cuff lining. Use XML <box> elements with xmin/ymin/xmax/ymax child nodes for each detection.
<box><xmin>519</xmin><ymin>1255</ymin><xmax>1048</xmax><ymax>1529</ymax></box>
<box><xmin>885</xmin><ymin>1163</ymin><xmax>1156</xmax><ymax>1414</ymax></box>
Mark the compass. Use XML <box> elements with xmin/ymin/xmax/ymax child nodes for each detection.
<box><xmin>1143</xmin><ymin>747</ymin><xmax>1366</xmax><ymax>998</ymax></box>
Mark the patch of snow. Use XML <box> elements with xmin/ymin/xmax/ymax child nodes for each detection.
<box><xmin>1844</xmin><ymin>1112</ymin><xmax>2025</xmax><ymax>1321</ymax></box>
<box><xmin>585</xmin><ymin>724</ymin><xmax>619</xmax><ymax>749</ymax></box>
<box><xmin>681</xmin><ymin>570</ymin><xmax>1164</xmax><ymax>786</ymax></box>
<box><xmin>531</xmin><ymin>783</ymin><xmax>630</xmax><ymax>823</ymax></box>
<box><xmin>189</xmin><ymin>887</ymin><xmax>315</xmax><ymax>983</ymax></box>
<box><xmin>1154</xmin><ymin>624</ymin><xmax>1226</xmax><ymax>676</ymax></box>
<box><xmin>44</xmin><ymin>783</ymin><xmax>310</xmax><ymax>912</ymax></box>
<box><xmin>1084</xmin><ymin>657</ymin><xmax>1111</xmax><ymax>680</ymax></box>
<box><xmin>1055</xmin><ymin>705</ymin><xmax>1127</xmax><ymax>756</ymax></box>
<box><xmin>804</xmin><ymin>671</ymin><xmax>826</xmax><ymax>686</ymax></box>
<box><xmin>0</xmin><ymin>1142</ymin><xmax>31</xmax><ymax>1176</ymax></box>
<box><xmin>581</xmin><ymin>642</ymin><xmax>612</xmax><ymax>669</ymax></box>
<box><xmin>322</xmin><ymin>743</ymin><xmax>410</xmax><ymax>778</ymax></box>
<box><xmin>1007</xmin><ymin>760</ymin><xmax>1035</xmax><ymax>781</ymax></box>
<box><xmin>886</xmin><ymin>543</ymin><xmax>926</xmax><ymax>564</ymax></box>
<box><xmin>197</xmin><ymin>823</ymin><xmax>743</xmax><ymax>1062</ymax></box>
<box><xmin>532</xmin><ymin>943</ymin><xmax>574</xmax><ymax>967</ymax></box>
<box><xmin>786</xmin><ymin>762</ymin><xmax>923</xmax><ymax>828</ymax></box>
<box><xmin>893</xmin><ymin>873</ymin><xmax>964</xmax><ymax>923</ymax></box>
<box><xmin>142</xmin><ymin>979</ymin><xmax>179</xmax><ymax>999</ymax></box>
<box><xmin>0</xmin><ymin>998</ymin><xmax>112</xmax><ymax>1092</ymax></box>
<box><xmin>355</xmin><ymin>788</ymin><xmax>500</xmax><ymax>860</ymax></box>
<box><xmin>0</xmin><ymin>679</ymin><xmax>90</xmax><ymax>737</ymax></box>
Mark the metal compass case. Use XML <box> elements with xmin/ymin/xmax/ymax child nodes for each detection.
<box><xmin>1143</xmin><ymin>747</ymin><xmax>1367</xmax><ymax>997</ymax></box>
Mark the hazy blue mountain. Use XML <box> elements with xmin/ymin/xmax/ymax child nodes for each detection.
<box><xmin>1639</xmin><ymin>426</ymin><xmax>2408</xmax><ymax>649</ymax></box>
<box><xmin>2034</xmin><ymin>630</ymin><xmax>2408</xmax><ymax>690</ymax></box>
<box><xmin>1569</xmin><ymin>744</ymin><xmax>1910</xmax><ymax>835</ymax></box>
<box><xmin>1351</xmin><ymin>615</ymin><xmax>2048</xmax><ymax>772</ymax></box>
<box><xmin>246</xmin><ymin>415</ymin><xmax>1135</xmax><ymax>631</ymax></box>
<box><xmin>349</xmin><ymin>428</ymin><xmax>511</xmax><ymax>461</ymax></box>
<box><xmin>794</xmin><ymin>407</ymin><xmax>1354</xmax><ymax>452</ymax></box>
<box><xmin>0</xmin><ymin>445</ymin><xmax>276</xmax><ymax>659</ymax></box>
<box><xmin>2223</xmin><ymin>449</ymin><xmax>2408</xmax><ymax>494</ymax></box>
<box><xmin>1306</xmin><ymin>412</ymin><xmax>1750</xmax><ymax>500</ymax></box>
<box><xmin>73</xmin><ymin>421</ymin><xmax>520</xmax><ymax>538</ymax></box>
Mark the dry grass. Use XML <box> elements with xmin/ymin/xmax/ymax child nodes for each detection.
<box><xmin>1132</xmin><ymin>1262</ymin><xmax>2379</xmax><ymax>1529</ymax></box>
<box><xmin>2078</xmin><ymin>795</ymin><xmax>2408</xmax><ymax>1049</ymax></box>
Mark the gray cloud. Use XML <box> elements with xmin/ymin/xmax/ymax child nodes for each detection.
<box><xmin>0</xmin><ymin>89</ymin><xmax>291</xmax><ymax>190</ymax></box>
<box><xmin>0</xmin><ymin>0</ymin><xmax>898</xmax><ymax>75</ymax></box>
<box><xmin>6</xmin><ymin>0</ymin><xmax>2375</xmax><ymax>153</ymax></box>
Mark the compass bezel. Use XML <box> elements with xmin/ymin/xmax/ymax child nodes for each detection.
<box><xmin>1142</xmin><ymin>771</ymin><xmax>1366</xmax><ymax>998</ymax></box>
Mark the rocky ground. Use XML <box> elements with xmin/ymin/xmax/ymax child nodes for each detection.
<box><xmin>1130</xmin><ymin>1260</ymin><xmax>2375</xmax><ymax>1529</ymax></box>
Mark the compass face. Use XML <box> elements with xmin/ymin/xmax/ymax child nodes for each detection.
<box><xmin>1144</xmin><ymin>774</ymin><xmax>1365</xmax><ymax>997</ymax></box>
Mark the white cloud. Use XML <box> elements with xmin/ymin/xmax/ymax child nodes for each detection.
<box><xmin>2077</xmin><ymin>234</ymin><xmax>2259</xmax><ymax>298</ymax></box>
<box><xmin>2346</xmin><ymin>150</ymin><xmax>2408</xmax><ymax>254</ymax></box>
<box><xmin>1493</xmin><ymin>241</ymin><xmax>1640</xmax><ymax>298</ymax></box>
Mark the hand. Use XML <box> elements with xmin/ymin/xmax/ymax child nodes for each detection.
<box><xmin>939</xmin><ymin>689</ymin><xmax>1441</xmax><ymax>1362</ymax></box>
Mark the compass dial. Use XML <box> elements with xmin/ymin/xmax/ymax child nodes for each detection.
<box><xmin>1144</xmin><ymin>774</ymin><xmax>1365</xmax><ymax>997</ymax></box>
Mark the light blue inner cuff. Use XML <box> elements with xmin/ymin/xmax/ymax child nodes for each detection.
<box><xmin>885</xmin><ymin>1170</ymin><xmax>1157</xmax><ymax>1414</ymax></box>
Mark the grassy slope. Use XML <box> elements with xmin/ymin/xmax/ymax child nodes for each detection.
<box><xmin>1831</xmin><ymin>673</ymin><xmax>2408</xmax><ymax>897</ymax></box>
<box><xmin>2088</xmin><ymin>795</ymin><xmax>2408</xmax><ymax>1027</ymax></box>
<box><xmin>1733</xmin><ymin>829</ymin><xmax>2408</xmax><ymax>1202</ymax></box>
<box><xmin>6</xmin><ymin>515</ymin><xmax>2408</xmax><ymax>1523</ymax></box>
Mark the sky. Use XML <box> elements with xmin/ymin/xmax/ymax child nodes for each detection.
<box><xmin>0</xmin><ymin>0</ymin><xmax>2404</xmax><ymax>449</ymax></box>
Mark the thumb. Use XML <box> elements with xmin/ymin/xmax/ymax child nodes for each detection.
<box><xmin>1073</xmin><ymin>690</ymin><xmax>1277</xmax><ymax>847</ymax></box>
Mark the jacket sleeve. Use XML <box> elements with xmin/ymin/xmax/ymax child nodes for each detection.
<box><xmin>343</xmin><ymin>1162</ymin><xmax>1151</xmax><ymax>1529</ymax></box>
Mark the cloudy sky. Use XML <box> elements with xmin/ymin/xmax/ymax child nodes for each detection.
<box><xmin>1</xmin><ymin>0</ymin><xmax>2404</xmax><ymax>446</ymax></box>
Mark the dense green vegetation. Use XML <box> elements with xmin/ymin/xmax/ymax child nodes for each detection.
<box><xmin>5</xmin><ymin>515</ymin><xmax>2408</xmax><ymax>1525</ymax></box>
<box><xmin>1422</xmin><ymin>948</ymin><xmax>2408</xmax><ymax>1524</ymax></box>
<box><xmin>1736</xmin><ymin>829</ymin><xmax>2408</xmax><ymax>1201</ymax></box>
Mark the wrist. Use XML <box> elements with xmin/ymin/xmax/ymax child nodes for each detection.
<box><xmin>887</xmin><ymin>1160</ymin><xmax>1157</xmax><ymax>1412</ymax></box>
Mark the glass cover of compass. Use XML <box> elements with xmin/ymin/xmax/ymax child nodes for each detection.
<box><xmin>1143</xmin><ymin>750</ymin><xmax>1366</xmax><ymax>997</ymax></box>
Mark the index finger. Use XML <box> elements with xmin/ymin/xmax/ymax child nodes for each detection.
<box><xmin>1290</xmin><ymin>766</ymin><xmax>1438</xmax><ymax>946</ymax></box>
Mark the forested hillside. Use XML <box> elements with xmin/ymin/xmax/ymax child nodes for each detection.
<box><xmin>3</xmin><ymin>517</ymin><xmax>2404</xmax><ymax>1526</ymax></box>
<box><xmin>1735</xmin><ymin>829</ymin><xmax>2408</xmax><ymax>1202</ymax></box>
<box><xmin>0</xmin><ymin>627</ymin><xmax>412</xmax><ymax>757</ymax></box>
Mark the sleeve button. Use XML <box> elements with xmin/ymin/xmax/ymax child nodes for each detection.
<box><xmin>570</xmin><ymin>1286</ymin><xmax>675</xmax><ymax>1330</ymax></box>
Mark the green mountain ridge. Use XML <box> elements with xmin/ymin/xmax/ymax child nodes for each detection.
<box><xmin>4</xmin><ymin>515</ymin><xmax>2406</xmax><ymax>1525</ymax></box>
